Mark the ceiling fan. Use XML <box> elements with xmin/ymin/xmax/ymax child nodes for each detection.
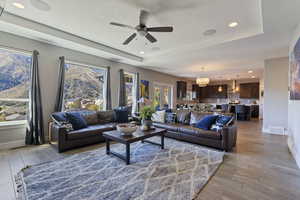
<box><xmin>110</xmin><ymin>10</ymin><xmax>173</xmax><ymax>45</ymax></box>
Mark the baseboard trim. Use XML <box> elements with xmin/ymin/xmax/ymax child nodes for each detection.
<box><xmin>288</xmin><ymin>136</ymin><xmax>300</xmax><ymax>168</ymax></box>
<box><xmin>0</xmin><ymin>140</ymin><xmax>25</xmax><ymax>150</ymax></box>
<box><xmin>262</xmin><ymin>128</ymin><xmax>286</xmax><ymax>135</ymax></box>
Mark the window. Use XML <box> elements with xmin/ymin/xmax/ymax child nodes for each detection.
<box><xmin>0</xmin><ymin>48</ymin><xmax>32</xmax><ymax>124</ymax></box>
<box><xmin>153</xmin><ymin>87</ymin><xmax>161</xmax><ymax>108</ymax></box>
<box><xmin>153</xmin><ymin>84</ymin><xmax>173</xmax><ymax>109</ymax></box>
<box><xmin>63</xmin><ymin>62</ymin><xmax>107</xmax><ymax>111</ymax></box>
<box><xmin>124</xmin><ymin>72</ymin><xmax>135</xmax><ymax>107</ymax></box>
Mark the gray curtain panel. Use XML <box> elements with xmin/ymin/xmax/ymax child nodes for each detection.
<box><xmin>135</xmin><ymin>72</ymin><xmax>140</xmax><ymax>113</ymax></box>
<box><xmin>26</xmin><ymin>50</ymin><xmax>45</xmax><ymax>145</ymax></box>
<box><xmin>54</xmin><ymin>56</ymin><xmax>65</xmax><ymax>112</ymax></box>
<box><xmin>106</xmin><ymin>67</ymin><xmax>112</xmax><ymax>110</ymax></box>
<box><xmin>119</xmin><ymin>69</ymin><xmax>126</xmax><ymax>107</ymax></box>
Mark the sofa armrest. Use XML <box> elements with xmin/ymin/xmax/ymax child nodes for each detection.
<box><xmin>51</xmin><ymin>123</ymin><xmax>69</xmax><ymax>153</ymax></box>
<box><xmin>221</xmin><ymin>125</ymin><xmax>237</xmax><ymax>151</ymax></box>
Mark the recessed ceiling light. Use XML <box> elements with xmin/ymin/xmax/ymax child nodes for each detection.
<box><xmin>251</xmin><ymin>76</ymin><xmax>256</xmax><ymax>79</ymax></box>
<box><xmin>140</xmin><ymin>51</ymin><xmax>145</xmax><ymax>55</ymax></box>
<box><xmin>12</xmin><ymin>2</ymin><xmax>25</xmax><ymax>9</ymax></box>
<box><xmin>228</xmin><ymin>22</ymin><xmax>238</xmax><ymax>28</ymax></box>
<box><xmin>248</xmin><ymin>70</ymin><xmax>253</xmax><ymax>74</ymax></box>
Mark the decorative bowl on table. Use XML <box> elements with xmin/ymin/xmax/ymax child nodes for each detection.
<box><xmin>117</xmin><ymin>124</ymin><xmax>137</xmax><ymax>136</ymax></box>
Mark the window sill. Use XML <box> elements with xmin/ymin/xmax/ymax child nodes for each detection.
<box><xmin>0</xmin><ymin>121</ymin><xmax>27</xmax><ymax>130</ymax></box>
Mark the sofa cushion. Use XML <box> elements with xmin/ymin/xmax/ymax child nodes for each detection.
<box><xmin>97</xmin><ymin>110</ymin><xmax>116</xmax><ymax>124</ymax></box>
<box><xmin>189</xmin><ymin>112</ymin><xmax>213</xmax><ymax>125</ymax></box>
<box><xmin>81</xmin><ymin>111</ymin><xmax>99</xmax><ymax>126</ymax></box>
<box><xmin>175</xmin><ymin>110</ymin><xmax>191</xmax><ymax>124</ymax></box>
<box><xmin>66</xmin><ymin>124</ymin><xmax>116</xmax><ymax>140</ymax></box>
<box><xmin>153</xmin><ymin>122</ymin><xmax>181</xmax><ymax>132</ymax></box>
<box><xmin>179</xmin><ymin>126</ymin><xmax>221</xmax><ymax>140</ymax></box>
<box><xmin>65</xmin><ymin>112</ymin><xmax>88</xmax><ymax>130</ymax></box>
<box><xmin>195</xmin><ymin>115</ymin><xmax>218</xmax><ymax>130</ymax></box>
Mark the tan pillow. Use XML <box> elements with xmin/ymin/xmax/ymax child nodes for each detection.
<box><xmin>82</xmin><ymin>112</ymin><xmax>98</xmax><ymax>125</ymax></box>
<box><xmin>97</xmin><ymin>110</ymin><xmax>116</xmax><ymax>124</ymax></box>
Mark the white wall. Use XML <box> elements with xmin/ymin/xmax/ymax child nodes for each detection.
<box><xmin>0</xmin><ymin>31</ymin><xmax>180</xmax><ymax>147</ymax></box>
<box><xmin>288</xmin><ymin>23</ymin><xmax>300</xmax><ymax>168</ymax></box>
<box><xmin>263</xmin><ymin>57</ymin><xmax>289</xmax><ymax>135</ymax></box>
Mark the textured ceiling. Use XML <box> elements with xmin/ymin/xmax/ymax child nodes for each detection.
<box><xmin>2</xmin><ymin>0</ymin><xmax>300</xmax><ymax>80</ymax></box>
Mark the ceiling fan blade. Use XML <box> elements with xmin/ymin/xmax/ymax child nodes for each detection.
<box><xmin>140</xmin><ymin>10</ymin><xmax>149</xmax><ymax>26</ymax></box>
<box><xmin>145</xmin><ymin>33</ymin><xmax>157</xmax><ymax>43</ymax></box>
<box><xmin>123</xmin><ymin>33</ymin><xmax>137</xmax><ymax>45</ymax></box>
<box><xmin>110</xmin><ymin>22</ymin><xmax>135</xmax><ymax>30</ymax></box>
<box><xmin>147</xmin><ymin>26</ymin><xmax>174</xmax><ymax>32</ymax></box>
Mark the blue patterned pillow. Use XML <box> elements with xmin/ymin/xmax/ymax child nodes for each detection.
<box><xmin>195</xmin><ymin>115</ymin><xmax>218</xmax><ymax>130</ymax></box>
<box><xmin>216</xmin><ymin>115</ymin><xmax>233</xmax><ymax>126</ymax></box>
<box><xmin>65</xmin><ymin>112</ymin><xmax>88</xmax><ymax>130</ymax></box>
<box><xmin>165</xmin><ymin>112</ymin><xmax>176</xmax><ymax>123</ymax></box>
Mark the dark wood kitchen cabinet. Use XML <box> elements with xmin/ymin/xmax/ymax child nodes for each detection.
<box><xmin>177</xmin><ymin>81</ymin><xmax>187</xmax><ymax>99</ymax></box>
<box><xmin>239</xmin><ymin>82</ymin><xmax>259</xmax><ymax>99</ymax></box>
<box><xmin>199</xmin><ymin>85</ymin><xmax>228</xmax><ymax>99</ymax></box>
<box><xmin>192</xmin><ymin>84</ymin><xmax>200</xmax><ymax>99</ymax></box>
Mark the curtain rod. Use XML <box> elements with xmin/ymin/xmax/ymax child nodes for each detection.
<box><xmin>65</xmin><ymin>59</ymin><xmax>109</xmax><ymax>70</ymax></box>
<box><xmin>0</xmin><ymin>44</ymin><xmax>33</xmax><ymax>55</ymax></box>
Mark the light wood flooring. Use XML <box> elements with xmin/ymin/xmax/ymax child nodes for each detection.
<box><xmin>0</xmin><ymin>120</ymin><xmax>299</xmax><ymax>200</ymax></box>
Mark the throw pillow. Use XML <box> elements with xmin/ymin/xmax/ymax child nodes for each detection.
<box><xmin>211</xmin><ymin>124</ymin><xmax>223</xmax><ymax>132</ymax></box>
<box><xmin>176</xmin><ymin>110</ymin><xmax>191</xmax><ymax>124</ymax></box>
<box><xmin>151</xmin><ymin>110</ymin><xmax>166</xmax><ymax>123</ymax></box>
<box><xmin>216</xmin><ymin>115</ymin><xmax>234</xmax><ymax>126</ymax></box>
<box><xmin>165</xmin><ymin>112</ymin><xmax>177</xmax><ymax>123</ymax></box>
<box><xmin>65</xmin><ymin>112</ymin><xmax>88</xmax><ymax>130</ymax></box>
<box><xmin>114</xmin><ymin>108</ymin><xmax>129</xmax><ymax>123</ymax></box>
<box><xmin>81</xmin><ymin>112</ymin><xmax>99</xmax><ymax>125</ymax></box>
<box><xmin>195</xmin><ymin>115</ymin><xmax>218</xmax><ymax>130</ymax></box>
<box><xmin>51</xmin><ymin>112</ymin><xmax>67</xmax><ymax>123</ymax></box>
<box><xmin>98</xmin><ymin>110</ymin><xmax>116</xmax><ymax>124</ymax></box>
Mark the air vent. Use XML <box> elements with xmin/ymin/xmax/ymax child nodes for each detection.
<box><xmin>203</xmin><ymin>29</ymin><xmax>217</xmax><ymax>36</ymax></box>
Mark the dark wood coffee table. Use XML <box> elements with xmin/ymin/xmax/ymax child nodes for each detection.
<box><xmin>103</xmin><ymin>128</ymin><xmax>166</xmax><ymax>165</ymax></box>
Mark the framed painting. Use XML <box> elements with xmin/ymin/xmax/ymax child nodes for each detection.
<box><xmin>290</xmin><ymin>37</ymin><xmax>300</xmax><ymax>100</ymax></box>
<box><xmin>140</xmin><ymin>80</ymin><xmax>149</xmax><ymax>98</ymax></box>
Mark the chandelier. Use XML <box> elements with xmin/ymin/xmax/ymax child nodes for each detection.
<box><xmin>196</xmin><ymin>77</ymin><xmax>210</xmax><ymax>87</ymax></box>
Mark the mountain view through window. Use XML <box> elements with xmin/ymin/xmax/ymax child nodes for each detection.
<box><xmin>0</xmin><ymin>48</ymin><xmax>32</xmax><ymax>123</ymax></box>
<box><xmin>63</xmin><ymin>63</ymin><xmax>106</xmax><ymax>111</ymax></box>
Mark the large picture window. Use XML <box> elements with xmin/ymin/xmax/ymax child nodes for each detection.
<box><xmin>63</xmin><ymin>62</ymin><xmax>107</xmax><ymax>111</ymax></box>
<box><xmin>0</xmin><ymin>48</ymin><xmax>32</xmax><ymax>124</ymax></box>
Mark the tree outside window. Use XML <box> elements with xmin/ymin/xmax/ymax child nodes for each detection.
<box><xmin>63</xmin><ymin>62</ymin><xmax>106</xmax><ymax>111</ymax></box>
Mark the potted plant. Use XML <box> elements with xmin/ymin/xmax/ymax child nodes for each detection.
<box><xmin>140</xmin><ymin>105</ymin><xmax>155</xmax><ymax>130</ymax></box>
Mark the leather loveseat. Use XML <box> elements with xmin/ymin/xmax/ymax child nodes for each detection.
<box><xmin>50</xmin><ymin>110</ymin><xmax>117</xmax><ymax>153</ymax></box>
<box><xmin>153</xmin><ymin>110</ymin><xmax>237</xmax><ymax>151</ymax></box>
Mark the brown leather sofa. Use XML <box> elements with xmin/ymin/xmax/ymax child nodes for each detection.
<box><xmin>50</xmin><ymin>110</ymin><xmax>117</xmax><ymax>153</ymax></box>
<box><xmin>153</xmin><ymin>111</ymin><xmax>237</xmax><ymax>151</ymax></box>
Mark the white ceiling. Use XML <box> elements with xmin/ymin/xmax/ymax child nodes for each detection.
<box><xmin>1</xmin><ymin>0</ymin><xmax>300</xmax><ymax>80</ymax></box>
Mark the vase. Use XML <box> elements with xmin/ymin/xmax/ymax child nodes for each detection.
<box><xmin>141</xmin><ymin>119</ymin><xmax>152</xmax><ymax>130</ymax></box>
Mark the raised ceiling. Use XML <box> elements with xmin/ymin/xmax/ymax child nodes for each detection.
<box><xmin>1</xmin><ymin>0</ymin><xmax>300</xmax><ymax>80</ymax></box>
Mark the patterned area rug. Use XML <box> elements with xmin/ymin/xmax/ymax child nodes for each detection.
<box><xmin>16</xmin><ymin>137</ymin><xmax>224</xmax><ymax>200</ymax></box>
